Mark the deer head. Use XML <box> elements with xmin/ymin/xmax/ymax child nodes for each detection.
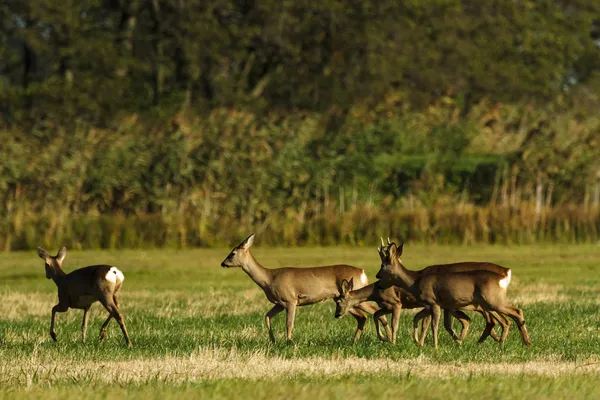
<box><xmin>36</xmin><ymin>247</ymin><xmax>67</xmax><ymax>279</ymax></box>
<box><xmin>221</xmin><ymin>234</ymin><xmax>255</xmax><ymax>268</ymax></box>
<box><xmin>375</xmin><ymin>238</ymin><xmax>404</xmax><ymax>282</ymax></box>
<box><xmin>334</xmin><ymin>278</ymin><xmax>355</xmax><ymax>318</ymax></box>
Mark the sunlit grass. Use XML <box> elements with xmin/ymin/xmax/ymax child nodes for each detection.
<box><xmin>1</xmin><ymin>244</ymin><xmax>599</xmax><ymax>397</ymax></box>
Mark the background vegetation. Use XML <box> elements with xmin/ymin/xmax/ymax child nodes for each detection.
<box><xmin>1</xmin><ymin>1</ymin><xmax>600</xmax><ymax>249</ymax></box>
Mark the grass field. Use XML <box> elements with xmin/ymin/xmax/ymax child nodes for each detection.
<box><xmin>1</xmin><ymin>244</ymin><xmax>599</xmax><ymax>399</ymax></box>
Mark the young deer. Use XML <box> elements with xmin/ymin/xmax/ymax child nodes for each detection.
<box><xmin>376</xmin><ymin>241</ymin><xmax>531</xmax><ymax>348</ymax></box>
<box><xmin>334</xmin><ymin>278</ymin><xmax>425</xmax><ymax>344</ymax></box>
<box><xmin>221</xmin><ymin>234</ymin><xmax>391</xmax><ymax>344</ymax></box>
<box><xmin>36</xmin><ymin>247</ymin><xmax>132</xmax><ymax>348</ymax></box>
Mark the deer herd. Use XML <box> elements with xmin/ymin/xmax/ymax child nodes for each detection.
<box><xmin>35</xmin><ymin>233</ymin><xmax>531</xmax><ymax>349</ymax></box>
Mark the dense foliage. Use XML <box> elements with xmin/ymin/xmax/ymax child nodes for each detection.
<box><xmin>0</xmin><ymin>1</ymin><xmax>599</xmax><ymax>249</ymax></box>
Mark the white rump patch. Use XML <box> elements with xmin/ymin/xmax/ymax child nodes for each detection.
<box><xmin>105</xmin><ymin>267</ymin><xmax>125</xmax><ymax>284</ymax></box>
<box><xmin>499</xmin><ymin>269</ymin><xmax>511</xmax><ymax>289</ymax></box>
<box><xmin>360</xmin><ymin>271</ymin><xmax>368</xmax><ymax>285</ymax></box>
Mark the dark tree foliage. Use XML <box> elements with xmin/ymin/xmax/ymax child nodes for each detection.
<box><xmin>0</xmin><ymin>0</ymin><xmax>599</xmax><ymax>248</ymax></box>
<box><xmin>1</xmin><ymin>0</ymin><xmax>599</xmax><ymax>121</ymax></box>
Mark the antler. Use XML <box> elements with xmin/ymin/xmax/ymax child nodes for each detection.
<box><xmin>387</xmin><ymin>237</ymin><xmax>391</xmax><ymax>244</ymax></box>
<box><xmin>381</xmin><ymin>237</ymin><xmax>385</xmax><ymax>247</ymax></box>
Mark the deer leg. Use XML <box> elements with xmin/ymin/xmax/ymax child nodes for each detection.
<box><xmin>450</xmin><ymin>310</ymin><xmax>471</xmax><ymax>344</ymax></box>
<box><xmin>391</xmin><ymin>305</ymin><xmax>402</xmax><ymax>345</ymax></box>
<box><xmin>443</xmin><ymin>309</ymin><xmax>458</xmax><ymax>341</ymax></box>
<box><xmin>373</xmin><ymin>309</ymin><xmax>391</xmax><ymax>343</ymax></box>
<box><xmin>100</xmin><ymin>298</ymin><xmax>132</xmax><ymax>349</ymax></box>
<box><xmin>419</xmin><ymin>314</ymin><xmax>431</xmax><ymax>346</ymax></box>
<box><xmin>81</xmin><ymin>305</ymin><xmax>91</xmax><ymax>344</ymax></box>
<box><xmin>285</xmin><ymin>302</ymin><xmax>297</xmax><ymax>342</ymax></box>
<box><xmin>99</xmin><ymin>315</ymin><xmax>112</xmax><ymax>340</ymax></box>
<box><xmin>431</xmin><ymin>304</ymin><xmax>442</xmax><ymax>349</ymax></box>
<box><xmin>412</xmin><ymin>308</ymin><xmax>431</xmax><ymax>346</ymax></box>
<box><xmin>356</xmin><ymin>302</ymin><xmax>391</xmax><ymax>341</ymax></box>
<box><xmin>490</xmin><ymin>311</ymin><xmax>510</xmax><ymax>343</ymax></box>
<box><xmin>265</xmin><ymin>304</ymin><xmax>284</xmax><ymax>343</ymax></box>
<box><xmin>498</xmin><ymin>306</ymin><xmax>529</xmax><ymax>345</ymax></box>
<box><xmin>50</xmin><ymin>303</ymin><xmax>68</xmax><ymax>342</ymax></box>
<box><xmin>474</xmin><ymin>309</ymin><xmax>499</xmax><ymax>343</ymax></box>
<box><xmin>347</xmin><ymin>307</ymin><xmax>368</xmax><ymax>344</ymax></box>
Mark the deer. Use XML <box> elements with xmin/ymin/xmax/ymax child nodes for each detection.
<box><xmin>376</xmin><ymin>240</ymin><xmax>531</xmax><ymax>348</ymax></box>
<box><xmin>334</xmin><ymin>277</ymin><xmax>447</xmax><ymax>344</ymax></box>
<box><xmin>220</xmin><ymin>234</ymin><xmax>392</xmax><ymax>344</ymax></box>
<box><xmin>334</xmin><ymin>243</ymin><xmax>507</xmax><ymax>345</ymax></box>
<box><xmin>377</xmin><ymin>238</ymin><xmax>511</xmax><ymax>345</ymax></box>
<box><xmin>36</xmin><ymin>246</ymin><xmax>133</xmax><ymax>348</ymax></box>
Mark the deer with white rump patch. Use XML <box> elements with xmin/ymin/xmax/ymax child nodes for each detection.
<box><xmin>36</xmin><ymin>247</ymin><xmax>133</xmax><ymax>348</ymax></box>
<box><xmin>221</xmin><ymin>234</ymin><xmax>392</xmax><ymax>343</ymax></box>
<box><xmin>335</xmin><ymin>239</ymin><xmax>507</xmax><ymax>345</ymax></box>
<box><xmin>376</xmin><ymin>238</ymin><xmax>511</xmax><ymax>345</ymax></box>
<box><xmin>376</xmin><ymin>240</ymin><xmax>531</xmax><ymax>348</ymax></box>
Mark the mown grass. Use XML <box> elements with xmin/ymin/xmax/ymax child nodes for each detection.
<box><xmin>1</xmin><ymin>244</ymin><xmax>599</xmax><ymax>398</ymax></box>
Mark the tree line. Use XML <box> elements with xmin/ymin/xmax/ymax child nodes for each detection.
<box><xmin>0</xmin><ymin>0</ymin><xmax>599</xmax><ymax>249</ymax></box>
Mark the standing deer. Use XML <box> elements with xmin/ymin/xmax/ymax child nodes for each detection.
<box><xmin>376</xmin><ymin>240</ymin><xmax>531</xmax><ymax>348</ymax></box>
<box><xmin>36</xmin><ymin>247</ymin><xmax>132</xmax><ymax>348</ymax></box>
<box><xmin>220</xmin><ymin>234</ymin><xmax>391</xmax><ymax>343</ymax></box>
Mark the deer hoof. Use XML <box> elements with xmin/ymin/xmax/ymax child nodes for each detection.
<box><xmin>50</xmin><ymin>332</ymin><xmax>57</xmax><ymax>342</ymax></box>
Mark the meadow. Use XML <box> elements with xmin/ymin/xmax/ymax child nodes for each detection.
<box><xmin>0</xmin><ymin>244</ymin><xmax>599</xmax><ymax>399</ymax></box>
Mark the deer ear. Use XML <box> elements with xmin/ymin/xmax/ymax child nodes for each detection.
<box><xmin>396</xmin><ymin>241</ymin><xmax>404</xmax><ymax>258</ymax></box>
<box><xmin>341</xmin><ymin>279</ymin><xmax>350</xmax><ymax>295</ymax></box>
<box><xmin>37</xmin><ymin>247</ymin><xmax>49</xmax><ymax>260</ymax></box>
<box><xmin>239</xmin><ymin>234</ymin><xmax>255</xmax><ymax>250</ymax></box>
<box><xmin>388</xmin><ymin>243</ymin><xmax>397</xmax><ymax>258</ymax></box>
<box><xmin>56</xmin><ymin>247</ymin><xmax>67</xmax><ymax>263</ymax></box>
<box><xmin>348</xmin><ymin>277</ymin><xmax>354</xmax><ymax>291</ymax></box>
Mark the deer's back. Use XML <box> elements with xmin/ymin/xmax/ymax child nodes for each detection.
<box><xmin>270</xmin><ymin>264</ymin><xmax>367</xmax><ymax>305</ymax></box>
<box><xmin>418</xmin><ymin>270</ymin><xmax>506</xmax><ymax>308</ymax></box>
<box><xmin>420</xmin><ymin>262</ymin><xmax>509</xmax><ymax>277</ymax></box>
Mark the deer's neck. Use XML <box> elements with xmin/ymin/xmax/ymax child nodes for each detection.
<box><xmin>51</xmin><ymin>268</ymin><xmax>67</xmax><ymax>287</ymax></box>
<box><xmin>392</xmin><ymin>262</ymin><xmax>417</xmax><ymax>290</ymax></box>
<box><xmin>242</xmin><ymin>253</ymin><xmax>272</xmax><ymax>290</ymax></box>
<box><xmin>348</xmin><ymin>284</ymin><xmax>377</xmax><ymax>307</ymax></box>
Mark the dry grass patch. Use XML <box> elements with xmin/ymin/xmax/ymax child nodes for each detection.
<box><xmin>2</xmin><ymin>348</ymin><xmax>599</xmax><ymax>388</ymax></box>
<box><xmin>0</xmin><ymin>292</ymin><xmax>56</xmax><ymax>321</ymax></box>
<box><xmin>124</xmin><ymin>289</ymin><xmax>266</xmax><ymax>317</ymax></box>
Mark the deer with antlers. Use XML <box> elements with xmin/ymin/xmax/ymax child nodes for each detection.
<box><xmin>335</xmin><ymin>238</ymin><xmax>508</xmax><ymax>345</ymax></box>
<box><xmin>376</xmin><ymin>239</ymin><xmax>531</xmax><ymax>348</ymax></box>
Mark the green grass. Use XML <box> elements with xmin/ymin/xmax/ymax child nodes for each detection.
<box><xmin>1</xmin><ymin>244</ymin><xmax>599</xmax><ymax>398</ymax></box>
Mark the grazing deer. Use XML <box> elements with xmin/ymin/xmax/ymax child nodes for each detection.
<box><xmin>36</xmin><ymin>247</ymin><xmax>132</xmax><ymax>348</ymax></box>
<box><xmin>376</xmin><ymin>241</ymin><xmax>531</xmax><ymax>348</ymax></box>
<box><xmin>221</xmin><ymin>234</ymin><xmax>391</xmax><ymax>343</ymax></box>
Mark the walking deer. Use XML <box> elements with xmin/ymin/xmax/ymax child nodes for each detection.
<box><xmin>36</xmin><ymin>247</ymin><xmax>133</xmax><ymax>348</ymax></box>
<box><xmin>378</xmin><ymin>238</ymin><xmax>510</xmax><ymax>344</ymax></box>
<box><xmin>221</xmin><ymin>234</ymin><xmax>391</xmax><ymax>343</ymax></box>
<box><xmin>376</xmin><ymin>240</ymin><xmax>531</xmax><ymax>348</ymax></box>
<box><xmin>335</xmin><ymin>278</ymin><xmax>500</xmax><ymax>345</ymax></box>
<box><xmin>335</xmin><ymin>278</ymin><xmax>439</xmax><ymax>344</ymax></box>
